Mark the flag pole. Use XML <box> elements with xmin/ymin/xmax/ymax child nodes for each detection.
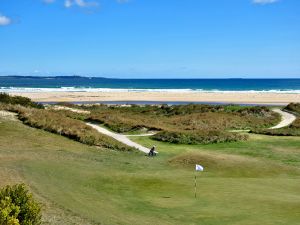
<box><xmin>194</xmin><ymin>172</ymin><xmax>197</xmax><ymax>199</ymax></box>
<box><xmin>195</xmin><ymin>164</ymin><xmax>204</xmax><ymax>199</ymax></box>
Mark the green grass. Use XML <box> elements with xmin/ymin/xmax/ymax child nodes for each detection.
<box><xmin>1</xmin><ymin>116</ymin><xmax>300</xmax><ymax>225</ymax></box>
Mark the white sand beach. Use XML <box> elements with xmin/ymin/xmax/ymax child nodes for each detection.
<box><xmin>10</xmin><ymin>91</ymin><xmax>300</xmax><ymax>105</ymax></box>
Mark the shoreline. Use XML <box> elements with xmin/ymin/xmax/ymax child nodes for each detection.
<box><xmin>39</xmin><ymin>101</ymin><xmax>287</xmax><ymax>106</ymax></box>
<box><xmin>8</xmin><ymin>91</ymin><xmax>300</xmax><ymax>105</ymax></box>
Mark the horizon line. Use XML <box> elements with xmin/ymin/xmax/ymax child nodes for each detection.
<box><xmin>1</xmin><ymin>75</ymin><xmax>300</xmax><ymax>79</ymax></box>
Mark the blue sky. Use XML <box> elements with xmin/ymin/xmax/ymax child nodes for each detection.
<box><xmin>0</xmin><ymin>0</ymin><xmax>299</xmax><ymax>78</ymax></box>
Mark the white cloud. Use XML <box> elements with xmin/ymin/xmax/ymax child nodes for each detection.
<box><xmin>117</xmin><ymin>0</ymin><xmax>130</xmax><ymax>3</ymax></box>
<box><xmin>252</xmin><ymin>0</ymin><xmax>279</xmax><ymax>4</ymax></box>
<box><xmin>43</xmin><ymin>0</ymin><xmax>127</xmax><ymax>9</ymax></box>
<box><xmin>64</xmin><ymin>0</ymin><xmax>99</xmax><ymax>8</ymax></box>
<box><xmin>43</xmin><ymin>0</ymin><xmax>56</xmax><ymax>3</ymax></box>
<box><xmin>0</xmin><ymin>14</ymin><xmax>12</xmax><ymax>26</ymax></box>
<box><xmin>65</xmin><ymin>0</ymin><xmax>72</xmax><ymax>7</ymax></box>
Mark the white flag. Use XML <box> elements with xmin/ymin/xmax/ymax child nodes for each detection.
<box><xmin>195</xmin><ymin>164</ymin><xmax>204</xmax><ymax>171</ymax></box>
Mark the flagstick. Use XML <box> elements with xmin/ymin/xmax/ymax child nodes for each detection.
<box><xmin>194</xmin><ymin>173</ymin><xmax>197</xmax><ymax>199</ymax></box>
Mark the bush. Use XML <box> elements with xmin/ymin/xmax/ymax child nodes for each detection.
<box><xmin>151</xmin><ymin>130</ymin><xmax>248</xmax><ymax>145</ymax></box>
<box><xmin>285</xmin><ymin>103</ymin><xmax>300</xmax><ymax>115</ymax></box>
<box><xmin>84</xmin><ymin>104</ymin><xmax>279</xmax><ymax>134</ymax></box>
<box><xmin>0</xmin><ymin>184</ymin><xmax>41</xmax><ymax>225</ymax></box>
<box><xmin>0</xmin><ymin>93</ymin><xmax>43</xmax><ymax>109</ymax></box>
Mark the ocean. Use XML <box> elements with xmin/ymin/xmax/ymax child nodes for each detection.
<box><xmin>1</xmin><ymin>76</ymin><xmax>300</xmax><ymax>93</ymax></box>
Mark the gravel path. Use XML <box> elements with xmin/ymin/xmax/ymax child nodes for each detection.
<box><xmin>50</xmin><ymin>106</ymin><xmax>90</xmax><ymax>114</ymax></box>
<box><xmin>125</xmin><ymin>133</ymin><xmax>156</xmax><ymax>137</ymax></box>
<box><xmin>87</xmin><ymin>109</ymin><xmax>296</xmax><ymax>153</ymax></box>
<box><xmin>270</xmin><ymin>109</ymin><xmax>296</xmax><ymax>129</ymax></box>
<box><xmin>86</xmin><ymin>123</ymin><xmax>154</xmax><ymax>154</ymax></box>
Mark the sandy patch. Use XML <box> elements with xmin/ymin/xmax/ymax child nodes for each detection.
<box><xmin>0</xmin><ymin>110</ymin><xmax>17</xmax><ymax>121</ymax></box>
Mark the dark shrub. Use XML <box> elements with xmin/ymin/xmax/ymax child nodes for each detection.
<box><xmin>285</xmin><ymin>103</ymin><xmax>300</xmax><ymax>115</ymax></box>
<box><xmin>0</xmin><ymin>93</ymin><xmax>44</xmax><ymax>109</ymax></box>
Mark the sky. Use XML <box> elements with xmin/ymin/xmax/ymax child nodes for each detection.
<box><xmin>0</xmin><ymin>0</ymin><xmax>299</xmax><ymax>78</ymax></box>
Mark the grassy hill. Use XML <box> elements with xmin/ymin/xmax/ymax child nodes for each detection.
<box><xmin>1</xmin><ymin>111</ymin><xmax>300</xmax><ymax>225</ymax></box>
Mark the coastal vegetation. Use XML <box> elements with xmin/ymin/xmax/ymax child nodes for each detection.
<box><xmin>0</xmin><ymin>93</ymin><xmax>44</xmax><ymax>109</ymax></box>
<box><xmin>68</xmin><ymin>104</ymin><xmax>280</xmax><ymax>144</ymax></box>
<box><xmin>285</xmin><ymin>102</ymin><xmax>300</xmax><ymax>115</ymax></box>
<box><xmin>152</xmin><ymin>130</ymin><xmax>248</xmax><ymax>145</ymax></box>
<box><xmin>251</xmin><ymin>103</ymin><xmax>300</xmax><ymax>136</ymax></box>
<box><xmin>1</xmin><ymin>100</ymin><xmax>279</xmax><ymax>145</ymax></box>
<box><xmin>0</xmin><ymin>104</ymin><xmax>134</xmax><ymax>152</ymax></box>
<box><xmin>0</xmin><ymin>94</ymin><xmax>289</xmax><ymax>146</ymax></box>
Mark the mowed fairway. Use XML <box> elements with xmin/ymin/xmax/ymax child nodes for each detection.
<box><xmin>0</xmin><ymin>116</ymin><xmax>300</xmax><ymax>225</ymax></box>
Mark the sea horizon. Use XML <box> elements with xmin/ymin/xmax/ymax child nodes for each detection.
<box><xmin>1</xmin><ymin>76</ymin><xmax>300</xmax><ymax>94</ymax></box>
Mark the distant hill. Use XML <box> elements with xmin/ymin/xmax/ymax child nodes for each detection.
<box><xmin>0</xmin><ymin>75</ymin><xmax>107</xmax><ymax>79</ymax></box>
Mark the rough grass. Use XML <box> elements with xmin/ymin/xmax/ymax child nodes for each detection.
<box><xmin>84</xmin><ymin>104</ymin><xmax>280</xmax><ymax>133</ymax></box>
<box><xmin>1</xmin><ymin>116</ymin><xmax>300</xmax><ymax>225</ymax></box>
<box><xmin>251</xmin><ymin>103</ymin><xmax>300</xmax><ymax>136</ymax></box>
<box><xmin>58</xmin><ymin>104</ymin><xmax>280</xmax><ymax>145</ymax></box>
<box><xmin>285</xmin><ymin>103</ymin><xmax>300</xmax><ymax>115</ymax></box>
<box><xmin>152</xmin><ymin>130</ymin><xmax>248</xmax><ymax>144</ymax></box>
<box><xmin>2</xmin><ymin>104</ymin><xmax>135</xmax><ymax>152</ymax></box>
<box><xmin>251</xmin><ymin>121</ymin><xmax>300</xmax><ymax>136</ymax></box>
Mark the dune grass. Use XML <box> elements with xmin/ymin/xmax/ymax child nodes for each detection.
<box><xmin>84</xmin><ymin>104</ymin><xmax>280</xmax><ymax>132</ymax></box>
<box><xmin>251</xmin><ymin>103</ymin><xmax>300</xmax><ymax>136</ymax></box>
<box><xmin>151</xmin><ymin>130</ymin><xmax>248</xmax><ymax>145</ymax></box>
<box><xmin>1</xmin><ymin>104</ymin><xmax>135</xmax><ymax>152</ymax></box>
<box><xmin>285</xmin><ymin>103</ymin><xmax>300</xmax><ymax>115</ymax></box>
<box><xmin>54</xmin><ymin>104</ymin><xmax>280</xmax><ymax>144</ymax></box>
<box><xmin>1</xmin><ymin>115</ymin><xmax>300</xmax><ymax>225</ymax></box>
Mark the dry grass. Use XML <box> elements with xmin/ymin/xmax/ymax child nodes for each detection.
<box><xmin>3</xmin><ymin>104</ymin><xmax>135</xmax><ymax>152</ymax></box>
<box><xmin>152</xmin><ymin>130</ymin><xmax>248</xmax><ymax>144</ymax></box>
<box><xmin>65</xmin><ymin>104</ymin><xmax>280</xmax><ymax>144</ymax></box>
<box><xmin>85</xmin><ymin>105</ymin><xmax>280</xmax><ymax>133</ymax></box>
<box><xmin>251</xmin><ymin>103</ymin><xmax>300</xmax><ymax>136</ymax></box>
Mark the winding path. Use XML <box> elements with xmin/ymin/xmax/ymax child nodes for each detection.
<box><xmin>86</xmin><ymin>123</ymin><xmax>154</xmax><ymax>153</ymax></box>
<box><xmin>87</xmin><ymin>109</ymin><xmax>296</xmax><ymax>153</ymax></box>
<box><xmin>2</xmin><ymin>106</ymin><xmax>296</xmax><ymax>154</ymax></box>
<box><xmin>1</xmin><ymin>107</ymin><xmax>297</xmax><ymax>154</ymax></box>
<box><xmin>269</xmin><ymin>109</ymin><xmax>296</xmax><ymax>129</ymax></box>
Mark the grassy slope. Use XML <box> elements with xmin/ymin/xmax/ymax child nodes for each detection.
<box><xmin>1</xmin><ymin>117</ymin><xmax>300</xmax><ymax>225</ymax></box>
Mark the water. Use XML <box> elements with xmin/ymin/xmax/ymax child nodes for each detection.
<box><xmin>1</xmin><ymin>76</ymin><xmax>300</xmax><ymax>93</ymax></box>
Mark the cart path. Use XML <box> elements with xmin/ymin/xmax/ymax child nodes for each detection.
<box><xmin>86</xmin><ymin>123</ymin><xmax>154</xmax><ymax>154</ymax></box>
<box><xmin>87</xmin><ymin>109</ymin><xmax>296</xmax><ymax>152</ymax></box>
<box><xmin>270</xmin><ymin>109</ymin><xmax>296</xmax><ymax>129</ymax></box>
